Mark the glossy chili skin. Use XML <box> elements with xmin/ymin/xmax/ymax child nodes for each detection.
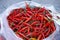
<box><xmin>7</xmin><ymin>4</ymin><xmax>56</xmax><ymax>40</ymax></box>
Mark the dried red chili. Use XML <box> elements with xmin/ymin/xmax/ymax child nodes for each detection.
<box><xmin>7</xmin><ymin>3</ymin><xmax>56</xmax><ymax>40</ymax></box>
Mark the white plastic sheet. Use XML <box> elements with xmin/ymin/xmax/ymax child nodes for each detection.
<box><xmin>1</xmin><ymin>1</ymin><xmax>60</xmax><ymax>40</ymax></box>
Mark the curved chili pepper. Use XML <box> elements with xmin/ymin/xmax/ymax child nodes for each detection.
<box><xmin>37</xmin><ymin>34</ymin><xmax>43</xmax><ymax>40</ymax></box>
<box><xmin>24</xmin><ymin>17</ymin><xmax>31</xmax><ymax>23</ymax></box>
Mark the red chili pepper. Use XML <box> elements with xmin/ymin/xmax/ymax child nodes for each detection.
<box><xmin>24</xmin><ymin>17</ymin><xmax>31</xmax><ymax>23</ymax></box>
<box><xmin>44</xmin><ymin>27</ymin><xmax>50</xmax><ymax>37</ymax></box>
<box><xmin>27</xmin><ymin>11</ymin><xmax>33</xmax><ymax>15</ymax></box>
<box><xmin>51</xmin><ymin>21</ymin><xmax>56</xmax><ymax>31</ymax></box>
<box><xmin>37</xmin><ymin>34</ymin><xmax>43</xmax><ymax>40</ymax></box>
<box><xmin>23</xmin><ymin>22</ymin><xmax>32</xmax><ymax>27</ymax></box>
<box><xmin>18</xmin><ymin>33</ymin><xmax>29</xmax><ymax>40</ymax></box>
<box><xmin>25</xmin><ymin>2</ymin><xmax>31</xmax><ymax>11</ymax></box>
<box><xmin>31</xmin><ymin>21</ymin><xmax>38</xmax><ymax>25</ymax></box>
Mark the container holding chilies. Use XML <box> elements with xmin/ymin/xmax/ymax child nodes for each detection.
<box><xmin>1</xmin><ymin>1</ymin><xmax>60</xmax><ymax>40</ymax></box>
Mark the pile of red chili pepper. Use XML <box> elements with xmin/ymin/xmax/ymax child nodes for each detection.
<box><xmin>7</xmin><ymin>3</ymin><xmax>56</xmax><ymax>40</ymax></box>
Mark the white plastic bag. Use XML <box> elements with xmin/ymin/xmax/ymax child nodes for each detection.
<box><xmin>1</xmin><ymin>1</ymin><xmax>60</xmax><ymax>40</ymax></box>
